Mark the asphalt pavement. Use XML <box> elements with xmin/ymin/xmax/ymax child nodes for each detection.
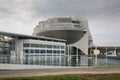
<box><xmin>0</xmin><ymin>68</ymin><xmax>120</xmax><ymax>77</ymax></box>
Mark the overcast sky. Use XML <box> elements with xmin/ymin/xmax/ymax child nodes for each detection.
<box><xmin>0</xmin><ymin>0</ymin><xmax>120</xmax><ymax>45</ymax></box>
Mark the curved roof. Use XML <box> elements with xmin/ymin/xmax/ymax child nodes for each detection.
<box><xmin>0</xmin><ymin>31</ymin><xmax>66</xmax><ymax>42</ymax></box>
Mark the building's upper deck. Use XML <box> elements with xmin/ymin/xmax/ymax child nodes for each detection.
<box><xmin>37</xmin><ymin>17</ymin><xmax>87</xmax><ymax>28</ymax></box>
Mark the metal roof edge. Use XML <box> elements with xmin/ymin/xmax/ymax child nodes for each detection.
<box><xmin>0</xmin><ymin>31</ymin><xmax>66</xmax><ymax>42</ymax></box>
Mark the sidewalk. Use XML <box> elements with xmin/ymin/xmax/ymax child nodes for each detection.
<box><xmin>0</xmin><ymin>68</ymin><xmax>120</xmax><ymax>77</ymax></box>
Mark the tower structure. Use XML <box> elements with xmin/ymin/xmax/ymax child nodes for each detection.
<box><xmin>33</xmin><ymin>17</ymin><xmax>92</xmax><ymax>55</ymax></box>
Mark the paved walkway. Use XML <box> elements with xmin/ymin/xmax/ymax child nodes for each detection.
<box><xmin>0</xmin><ymin>68</ymin><xmax>120</xmax><ymax>77</ymax></box>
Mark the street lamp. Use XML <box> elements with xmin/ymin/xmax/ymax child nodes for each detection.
<box><xmin>93</xmin><ymin>49</ymin><xmax>100</xmax><ymax>66</ymax></box>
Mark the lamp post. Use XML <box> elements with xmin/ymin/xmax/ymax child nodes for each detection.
<box><xmin>105</xmin><ymin>46</ymin><xmax>108</xmax><ymax>62</ymax></box>
<box><xmin>93</xmin><ymin>47</ymin><xmax>100</xmax><ymax>66</ymax></box>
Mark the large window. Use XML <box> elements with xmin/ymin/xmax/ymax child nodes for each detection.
<box><xmin>24</xmin><ymin>49</ymin><xmax>65</xmax><ymax>54</ymax></box>
<box><xmin>61</xmin><ymin>51</ymin><xmax>65</xmax><ymax>54</ymax></box>
<box><xmin>53</xmin><ymin>45</ymin><xmax>60</xmax><ymax>49</ymax></box>
<box><xmin>46</xmin><ymin>45</ymin><xmax>52</xmax><ymax>48</ymax></box>
<box><xmin>24</xmin><ymin>49</ymin><xmax>29</xmax><ymax>53</ymax></box>
<box><xmin>61</xmin><ymin>46</ymin><xmax>65</xmax><ymax>49</ymax></box>
<box><xmin>47</xmin><ymin>50</ymin><xmax>52</xmax><ymax>53</ymax></box>
<box><xmin>57</xmin><ymin>50</ymin><xmax>60</xmax><ymax>53</ymax></box>
<box><xmin>30</xmin><ymin>49</ymin><xmax>34</xmax><ymax>53</ymax></box>
<box><xmin>23</xmin><ymin>43</ymin><xmax>65</xmax><ymax>54</ymax></box>
<box><xmin>23</xmin><ymin>43</ymin><xmax>63</xmax><ymax>50</ymax></box>
<box><xmin>53</xmin><ymin>50</ymin><xmax>57</xmax><ymax>53</ymax></box>
<box><xmin>23</xmin><ymin>43</ymin><xmax>30</xmax><ymax>47</ymax></box>
<box><xmin>39</xmin><ymin>44</ymin><xmax>45</xmax><ymax>48</ymax></box>
<box><xmin>35</xmin><ymin>49</ymin><xmax>39</xmax><ymax>53</ymax></box>
<box><xmin>31</xmin><ymin>44</ymin><xmax>39</xmax><ymax>48</ymax></box>
<box><xmin>53</xmin><ymin>50</ymin><xmax>60</xmax><ymax>54</ymax></box>
<box><xmin>40</xmin><ymin>50</ymin><xmax>45</xmax><ymax>53</ymax></box>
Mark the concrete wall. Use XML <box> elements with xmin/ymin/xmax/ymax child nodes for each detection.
<box><xmin>70</xmin><ymin>32</ymin><xmax>88</xmax><ymax>55</ymax></box>
<box><xmin>15</xmin><ymin>39</ymin><xmax>24</xmax><ymax>64</ymax></box>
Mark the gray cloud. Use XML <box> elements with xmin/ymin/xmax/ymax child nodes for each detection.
<box><xmin>32</xmin><ymin>0</ymin><xmax>120</xmax><ymax>17</ymax></box>
<box><xmin>0</xmin><ymin>0</ymin><xmax>120</xmax><ymax>45</ymax></box>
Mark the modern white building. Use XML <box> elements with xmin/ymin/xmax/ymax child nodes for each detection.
<box><xmin>0</xmin><ymin>31</ymin><xmax>89</xmax><ymax>67</ymax></box>
<box><xmin>11</xmin><ymin>39</ymin><xmax>66</xmax><ymax>65</ymax></box>
<box><xmin>0</xmin><ymin>17</ymin><xmax>93</xmax><ymax>68</ymax></box>
<box><xmin>33</xmin><ymin>17</ymin><xmax>93</xmax><ymax>55</ymax></box>
<box><xmin>0</xmin><ymin>31</ymin><xmax>68</xmax><ymax>66</ymax></box>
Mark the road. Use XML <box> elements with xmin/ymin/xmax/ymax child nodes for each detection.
<box><xmin>0</xmin><ymin>68</ymin><xmax>120</xmax><ymax>77</ymax></box>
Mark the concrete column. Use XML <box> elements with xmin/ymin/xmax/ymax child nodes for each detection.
<box><xmin>38</xmin><ymin>52</ymin><xmax>40</xmax><ymax>65</ymax></box>
<box><xmin>3</xmin><ymin>35</ymin><xmax>5</xmax><ymax>64</ymax></box>
<box><xmin>67</xmin><ymin>46</ymin><xmax>69</xmax><ymax>66</ymax></box>
<box><xmin>10</xmin><ymin>40</ymin><xmax>15</xmax><ymax>64</ymax></box>
<box><xmin>64</xmin><ymin>45</ymin><xmax>66</xmax><ymax>66</ymax></box>
<box><xmin>29</xmin><ymin>43</ymin><xmax>31</xmax><ymax>65</ymax></box>
<box><xmin>34</xmin><ymin>49</ymin><xmax>36</xmax><ymax>65</ymax></box>
<box><xmin>15</xmin><ymin>39</ymin><xmax>24</xmax><ymax>64</ymax></box>
<box><xmin>106</xmin><ymin>46</ymin><xmax>108</xmax><ymax>61</ymax></box>
<box><xmin>69</xmin><ymin>45</ymin><xmax>71</xmax><ymax>67</ymax></box>
<box><xmin>45</xmin><ymin>46</ymin><xmax>47</xmax><ymax>66</ymax></box>
<box><xmin>59</xmin><ymin>45</ymin><xmax>61</xmax><ymax>66</ymax></box>
<box><xmin>115</xmin><ymin>46</ymin><xmax>117</xmax><ymax>56</ymax></box>
<box><xmin>52</xmin><ymin>44</ymin><xmax>53</xmax><ymax>66</ymax></box>
<box><xmin>76</xmin><ymin>47</ymin><xmax>78</xmax><ymax>67</ymax></box>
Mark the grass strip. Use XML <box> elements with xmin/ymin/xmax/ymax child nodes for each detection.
<box><xmin>0</xmin><ymin>73</ymin><xmax>120</xmax><ymax>80</ymax></box>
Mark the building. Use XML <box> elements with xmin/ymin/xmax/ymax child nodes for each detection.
<box><xmin>0</xmin><ymin>30</ymin><xmax>90</xmax><ymax>67</ymax></box>
<box><xmin>90</xmin><ymin>46</ymin><xmax>120</xmax><ymax>57</ymax></box>
<box><xmin>0</xmin><ymin>17</ymin><xmax>93</xmax><ymax>68</ymax></box>
<box><xmin>33</xmin><ymin>17</ymin><xmax>93</xmax><ymax>55</ymax></box>
<box><xmin>0</xmin><ymin>31</ymin><xmax>67</xmax><ymax>66</ymax></box>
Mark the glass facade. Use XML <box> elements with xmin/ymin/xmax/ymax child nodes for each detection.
<box><xmin>23</xmin><ymin>43</ymin><xmax>66</xmax><ymax>66</ymax></box>
<box><xmin>0</xmin><ymin>35</ymin><xmax>89</xmax><ymax>67</ymax></box>
<box><xmin>23</xmin><ymin>43</ymin><xmax>65</xmax><ymax>54</ymax></box>
<box><xmin>22</xmin><ymin>43</ymin><xmax>89</xmax><ymax>67</ymax></box>
<box><xmin>0</xmin><ymin>35</ymin><xmax>12</xmax><ymax>64</ymax></box>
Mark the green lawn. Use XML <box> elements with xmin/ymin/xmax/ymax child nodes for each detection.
<box><xmin>0</xmin><ymin>73</ymin><xmax>120</xmax><ymax>80</ymax></box>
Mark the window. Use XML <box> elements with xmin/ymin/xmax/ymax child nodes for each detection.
<box><xmin>53</xmin><ymin>45</ymin><xmax>60</xmax><ymax>49</ymax></box>
<box><xmin>30</xmin><ymin>44</ymin><xmax>48</xmax><ymax>48</ymax></box>
<box><xmin>57</xmin><ymin>46</ymin><xmax>60</xmax><ymax>49</ymax></box>
<box><xmin>47</xmin><ymin>50</ymin><xmax>52</xmax><ymax>53</ymax></box>
<box><xmin>61</xmin><ymin>46</ymin><xmax>64</xmax><ymax>49</ymax></box>
<box><xmin>61</xmin><ymin>51</ymin><xmax>65</xmax><ymax>54</ymax></box>
<box><xmin>23</xmin><ymin>43</ymin><xmax>30</xmax><ymax>47</ymax></box>
<box><xmin>30</xmin><ymin>49</ymin><xmax>34</xmax><ymax>53</ymax></box>
<box><xmin>46</xmin><ymin>45</ymin><xmax>52</xmax><ymax>48</ymax></box>
<box><xmin>40</xmin><ymin>50</ymin><xmax>45</xmax><ymax>53</ymax></box>
<box><xmin>57</xmin><ymin>50</ymin><xmax>60</xmax><ymax>53</ymax></box>
<box><xmin>31</xmin><ymin>44</ymin><xmax>39</xmax><ymax>48</ymax></box>
<box><xmin>24</xmin><ymin>49</ymin><xmax>29</xmax><ymax>53</ymax></box>
<box><xmin>53</xmin><ymin>50</ymin><xmax>62</xmax><ymax>54</ymax></box>
<box><xmin>39</xmin><ymin>44</ymin><xmax>44</xmax><ymax>48</ymax></box>
<box><xmin>53</xmin><ymin>50</ymin><xmax>57</xmax><ymax>53</ymax></box>
<box><xmin>35</xmin><ymin>50</ymin><xmax>39</xmax><ymax>53</ymax></box>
